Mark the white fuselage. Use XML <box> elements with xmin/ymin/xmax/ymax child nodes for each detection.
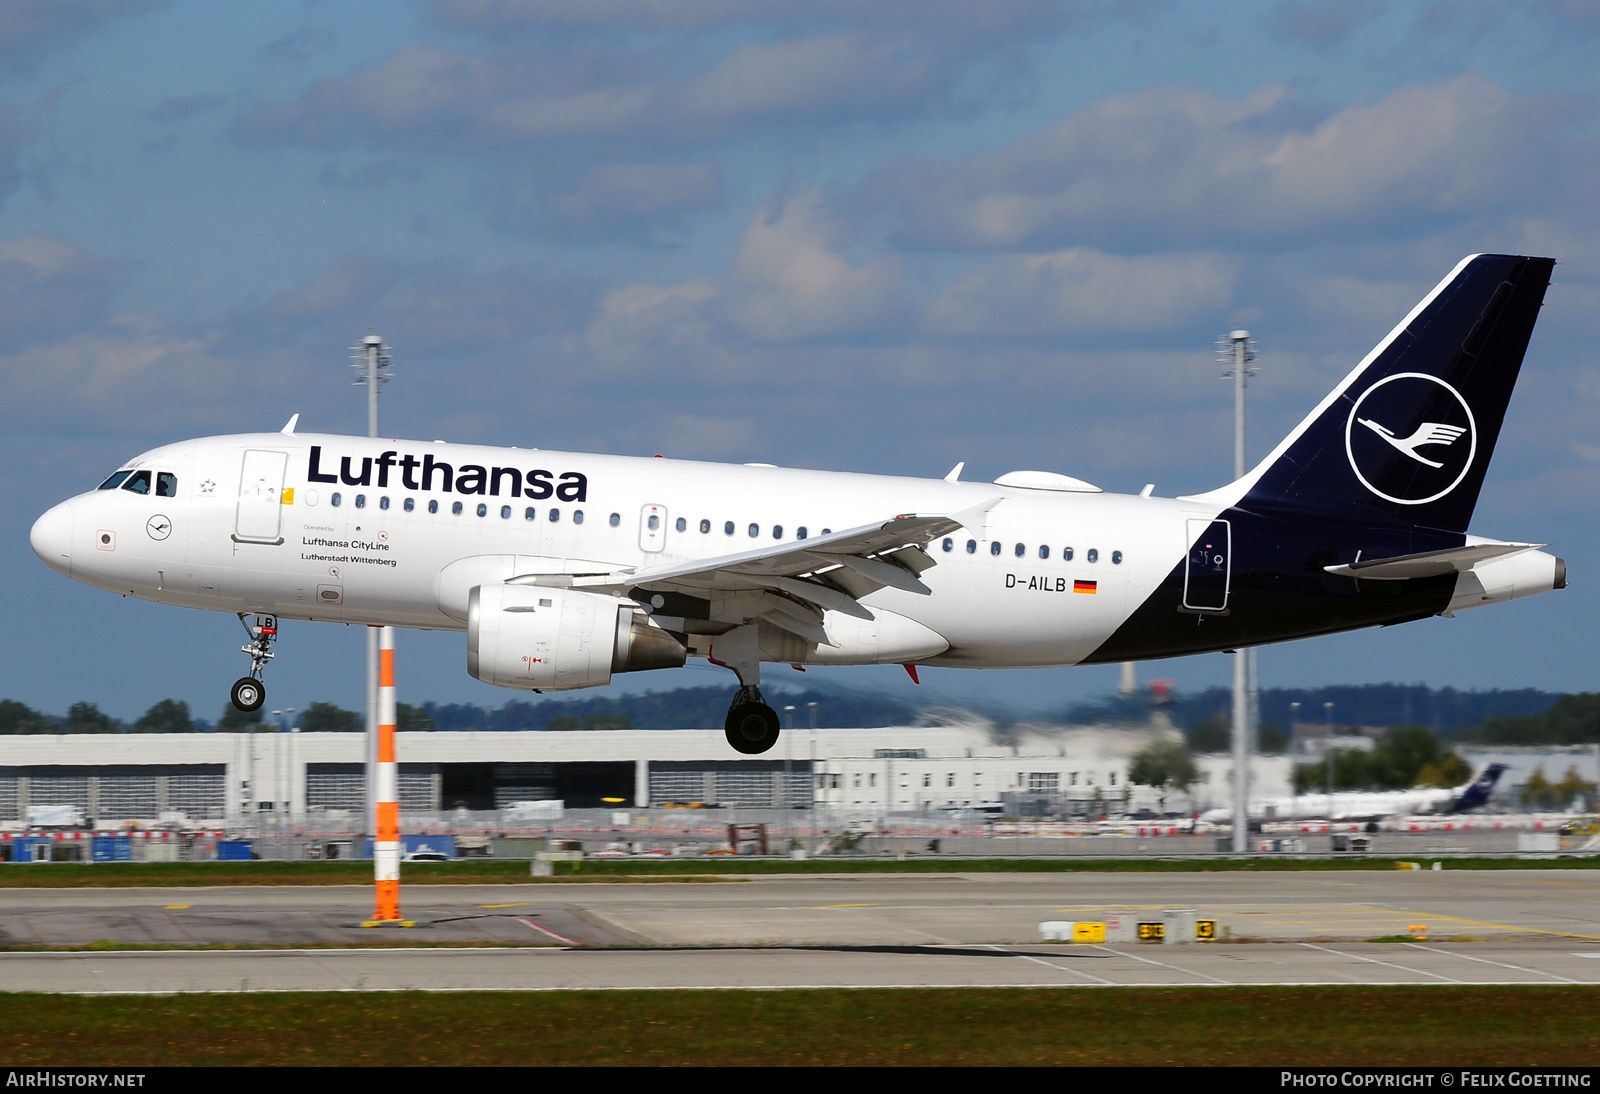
<box><xmin>32</xmin><ymin>432</ymin><xmax>1225</xmax><ymax>671</ymax></box>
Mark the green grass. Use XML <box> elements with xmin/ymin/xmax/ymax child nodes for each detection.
<box><xmin>2</xmin><ymin>987</ymin><xmax>1597</xmax><ymax>1065</ymax></box>
<box><xmin>0</xmin><ymin>855</ymin><xmax>1596</xmax><ymax>887</ymax></box>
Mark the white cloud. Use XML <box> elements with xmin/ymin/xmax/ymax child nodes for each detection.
<box><xmin>721</xmin><ymin>192</ymin><xmax>908</xmax><ymax>342</ymax></box>
<box><xmin>866</xmin><ymin>75</ymin><xmax>1584</xmax><ymax>252</ymax></box>
<box><xmin>234</xmin><ymin>3</ymin><xmax>1095</xmax><ymax>240</ymax></box>
<box><xmin>927</xmin><ymin>248</ymin><xmax>1236</xmax><ymax>337</ymax></box>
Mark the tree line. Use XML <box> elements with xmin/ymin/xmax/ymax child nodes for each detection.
<box><xmin>0</xmin><ymin>685</ymin><xmax>915</xmax><ymax>734</ymax></box>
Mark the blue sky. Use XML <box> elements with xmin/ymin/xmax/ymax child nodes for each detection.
<box><xmin>2</xmin><ymin>0</ymin><xmax>1597</xmax><ymax>722</ymax></box>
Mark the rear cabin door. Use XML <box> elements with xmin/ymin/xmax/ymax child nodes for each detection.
<box><xmin>1182</xmin><ymin>518</ymin><xmax>1230</xmax><ymax>612</ymax></box>
<box><xmin>639</xmin><ymin>504</ymin><xmax>667</xmax><ymax>553</ymax></box>
<box><xmin>235</xmin><ymin>449</ymin><xmax>289</xmax><ymax>544</ymax></box>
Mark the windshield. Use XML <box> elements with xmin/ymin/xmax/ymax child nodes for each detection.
<box><xmin>97</xmin><ymin>470</ymin><xmax>133</xmax><ymax>490</ymax></box>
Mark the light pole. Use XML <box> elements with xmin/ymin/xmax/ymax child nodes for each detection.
<box><xmin>808</xmin><ymin>701</ymin><xmax>819</xmax><ymax>854</ymax></box>
<box><xmin>1323</xmin><ymin>700</ymin><xmax>1336</xmax><ymax>805</ymax></box>
<box><xmin>783</xmin><ymin>705</ymin><xmax>795</xmax><ymax>843</ymax></box>
<box><xmin>351</xmin><ymin>333</ymin><xmax>392</xmax><ymax>842</ymax></box>
<box><xmin>275</xmin><ymin>708</ymin><xmax>294</xmax><ymax>839</ymax></box>
<box><xmin>1221</xmin><ymin>327</ymin><xmax>1258</xmax><ymax>854</ymax></box>
<box><xmin>1289</xmin><ymin>701</ymin><xmax>1300</xmax><ymax>832</ymax></box>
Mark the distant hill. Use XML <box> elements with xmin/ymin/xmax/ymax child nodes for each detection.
<box><xmin>1066</xmin><ymin>683</ymin><xmax>1562</xmax><ymax>737</ymax></box>
<box><xmin>0</xmin><ymin>681</ymin><xmax>1571</xmax><ymax>736</ymax></box>
<box><xmin>423</xmin><ymin>685</ymin><xmax>920</xmax><ymax>732</ymax></box>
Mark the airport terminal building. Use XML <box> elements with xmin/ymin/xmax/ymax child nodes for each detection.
<box><xmin>0</xmin><ymin>724</ymin><xmax>1293</xmax><ymax>828</ymax></box>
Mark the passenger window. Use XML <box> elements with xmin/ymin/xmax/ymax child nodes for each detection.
<box><xmin>966</xmin><ymin>539</ymin><xmax>976</xmax><ymax>554</ymax></box>
<box><xmin>1014</xmin><ymin>543</ymin><xmax>1024</xmax><ymax>557</ymax></box>
<box><xmin>648</xmin><ymin>514</ymin><xmax>660</xmax><ymax>531</ymax></box>
<box><xmin>404</xmin><ymin>498</ymin><xmax>414</xmax><ymax>512</ymax></box>
<box><xmin>156</xmin><ymin>473</ymin><xmax>177</xmax><ymax>498</ymax></box>
<box><xmin>355</xmin><ymin>495</ymin><xmax>366</xmax><ymax>509</ymax></box>
<box><xmin>1063</xmin><ymin>547</ymin><xmax>1074</xmax><ymax>561</ymax></box>
<box><xmin>942</xmin><ymin>538</ymin><xmax>952</xmax><ymax>552</ymax></box>
<box><xmin>797</xmin><ymin>526</ymin><xmax>808</xmax><ymax>540</ymax></box>
<box><xmin>700</xmin><ymin>519</ymin><xmax>711</xmax><ymax>533</ymax></box>
<box><xmin>574</xmin><ymin>510</ymin><xmax>584</xmax><ymax>524</ymax></box>
<box><xmin>610</xmin><ymin>513</ymin><xmax>621</xmax><ymax>526</ymax></box>
<box><xmin>1038</xmin><ymin>545</ymin><xmax>1049</xmax><ymax>559</ymax></box>
<box><xmin>821</xmin><ymin>528</ymin><xmax>831</xmax><ymax>535</ymax></box>
<box><xmin>549</xmin><ymin>508</ymin><xmax>560</xmax><ymax>522</ymax></box>
<box><xmin>773</xmin><ymin>525</ymin><xmax>782</xmax><ymax>539</ymax></box>
<box><xmin>1087</xmin><ymin>548</ymin><xmax>1099</xmax><ymax>563</ymax></box>
<box><xmin>98</xmin><ymin>471</ymin><xmax>132</xmax><ymax>490</ymax></box>
<box><xmin>500</xmin><ymin>505</ymin><xmax>511</xmax><ymax>519</ymax></box>
<box><xmin>526</xmin><ymin>507</ymin><xmax>536</xmax><ymax>521</ymax></box>
<box><xmin>724</xmin><ymin>521</ymin><xmax>734</xmax><ymax>535</ymax></box>
<box><xmin>379</xmin><ymin>496</ymin><xmax>390</xmax><ymax>510</ymax></box>
<box><xmin>428</xmin><ymin>500</ymin><xmax>438</xmax><ymax>514</ymax></box>
<box><xmin>476</xmin><ymin>503</ymin><xmax>487</xmax><ymax>517</ymax></box>
<box><xmin>451</xmin><ymin>501</ymin><xmax>463</xmax><ymax>515</ymax></box>
<box><xmin>675</xmin><ymin>517</ymin><xmax>686</xmax><ymax>532</ymax></box>
<box><xmin>1112</xmin><ymin>550</ymin><xmax>1123</xmax><ymax>564</ymax></box>
<box><xmin>748</xmin><ymin>523</ymin><xmax>759</xmax><ymax>538</ymax></box>
<box><xmin>989</xmin><ymin>542</ymin><xmax>1001</xmax><ymax>556</ymax></box>
<box><xmin>331</xmin><ymin>492</ymin><xmax>342</xmax><ymax>507</ymax></box>
<box><xmin>121</xmin><ymin>471</ymin><xmax>152</xmax><ymax>495</ymax></box>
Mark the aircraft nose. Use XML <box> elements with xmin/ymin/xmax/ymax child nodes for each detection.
<box><xmin>30</xmin><ymin>502</ymin><xmax>73</xmax><ymax>577</ymax></box>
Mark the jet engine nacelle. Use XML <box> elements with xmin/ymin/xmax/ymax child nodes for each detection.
<box><xmin>467</xmin><ymin>583</ymin><xmax>686</xmax><ymax>691</ymax></box>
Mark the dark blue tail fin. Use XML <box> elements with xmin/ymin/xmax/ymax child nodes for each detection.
<box><xmin>1452</xmin><ymin>762</ymin><xmax>1508</xmax><ymax>812</ymax></box>
<box><xmin>1236</xmin><ymin>255</ymin><xmax>1553</xmax><ymax>535</ymax></box>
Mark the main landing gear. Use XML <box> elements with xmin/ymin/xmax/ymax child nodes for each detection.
<box><xmin>711</xmin><ymin>625</ymin><xmax>780</xmax><ymax>755</ymax></box>
<box><xmin>725</xmin><ymin>685</ymin><xmax>780</xmax><ymax>755</ymax></box>
<box><xmin>231</xmin><ymin>613</ymin><xmax>277</xmax><ymax>713</ymax></box>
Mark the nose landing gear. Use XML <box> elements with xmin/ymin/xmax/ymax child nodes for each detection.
<box><xmin>231</xmin><ymin>613</ymin><xmax>276</xmax><ymax>713</ymax></box>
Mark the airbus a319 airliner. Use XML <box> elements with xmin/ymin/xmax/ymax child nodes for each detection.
<box><xmin>30</xmin><ymin>254</ymin><xmax>1566</xmax><ymax>754</ymax></box>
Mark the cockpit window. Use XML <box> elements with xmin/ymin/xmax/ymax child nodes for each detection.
<box><xmin>156</xmin><ymin>473</ymin><xmax>177</xmax><ymax>498</ymax></box>
<box><xmin>98</xmin><ymin>471</ymin><xmax>133</xmax><ymax>490</ymax></box>
<box><xmin>120</xmin><ymin>470</ymin><xmax>152</xmax><ymax>495</ymax></box>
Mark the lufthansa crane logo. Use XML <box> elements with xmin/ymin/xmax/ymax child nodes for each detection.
<box><xmin>1344</xmin><ymin>372</ymin><xmax>1476</xmax><ymax>506</ymax></box>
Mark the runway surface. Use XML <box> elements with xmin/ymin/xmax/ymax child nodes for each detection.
<box><xmin>6</xmin><ymin>942</ymin><xmax>1600</xmax><ymax>993</ymax></box>
<box><xmin>2</xmin><ymin>870</ymin><xmax>1597</xmax><ymax>991</ymax></box>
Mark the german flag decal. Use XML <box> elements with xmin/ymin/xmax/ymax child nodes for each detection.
<box><xmin>1073</xmin><ymin>580</ymin><xmax>1097</xmax><ymax>594</ymax></box>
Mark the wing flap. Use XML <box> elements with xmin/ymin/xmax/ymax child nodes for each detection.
<box><xmin>569</xmin><ymin>505</ymin><xmax>996</xmax><ymax>627</ymax></box>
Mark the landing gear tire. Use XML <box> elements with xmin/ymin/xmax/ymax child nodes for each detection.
<box><xmin>231</xmin><ymin>677</ymin><xmax>265</xmax><ymax>713</ymax></box>
<box><xmin>725</xmin><ymin>702</ymin><xmax>780</xmax><ymax>755</ymax></box>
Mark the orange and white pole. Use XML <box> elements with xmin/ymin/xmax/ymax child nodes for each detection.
<box><xmin>372</xmin><ymin>625</ymin><xmax>401</xmax><ymax>921</ymax></box>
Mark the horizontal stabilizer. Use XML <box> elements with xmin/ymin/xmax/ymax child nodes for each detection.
<box><xmin>1324</xmin><ymin>541</ymin><xmax>1545</xmax><ymax>580</ymax></box>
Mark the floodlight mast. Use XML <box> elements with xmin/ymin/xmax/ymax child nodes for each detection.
<box><xmin>1219</xmin><ymin>328</ymin><xmax>1258</xmax><ymax>854</ymax></box>
<box><xmin>350</xmin><ymin>333</ymin><xmax>392</xmax><ymax>840</ymax></box>
<box><xmin>351</xmin><ymin>332</ymin><xmax>391</xmax><ymax>439</ymax></box>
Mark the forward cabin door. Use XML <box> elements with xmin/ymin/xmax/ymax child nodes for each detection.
<box><xmin>235</xmin><ymin>449</ymin><xmax>289</xmax><ymax>544</ymax></box>
<box><xmin>1182</xmin><ymin>518</ymin><xmax>1230</xmax><ymax>612</ymax></box>
<box><xmin>639</xmin><ymin>504</ymin><xmax>667</xmax><ymax>553</ymax></box>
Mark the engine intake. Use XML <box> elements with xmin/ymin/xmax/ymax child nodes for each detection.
<box><xmin>468</xmin><ymin>583</ymin><xmax>686</xmax><ymax>691</ymax></box>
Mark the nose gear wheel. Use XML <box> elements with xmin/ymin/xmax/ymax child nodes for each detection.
<box><xmin>231</xmin><ymin>677</ymin><xmax>265</xmax><ymax>713</ymax></box>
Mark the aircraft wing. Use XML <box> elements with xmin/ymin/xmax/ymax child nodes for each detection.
<box><xmin>554</xmin><ymin>501</ymin><xmax>998</xmax><ymax>646</ymax></box>
<box><xmin>1324</xmin><ymin>542</ymin><xmax>1545</xmax><ymax>580</ymax></box>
